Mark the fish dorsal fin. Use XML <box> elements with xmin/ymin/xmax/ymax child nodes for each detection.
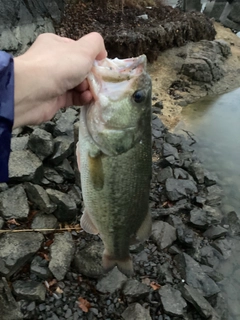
<box><xmin>80</xmin><ymin>209</ymin><xmax>99</xmax><ymax>235</ymax></box>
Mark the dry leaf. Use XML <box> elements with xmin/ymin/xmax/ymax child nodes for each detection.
<box><xmin>48</xmin><ymin>279</ymin><xmax>58</xmax><ymax>287</ymax></box>
<box><xmin>7</xmin><ymin>219</ymin><xmax>20</xmax><ymax>225</ymax></box>
<box><xmin>78</xmin><ymin>297</ymin><xmax>91</xmax><ymax>313</ymax></box>
<box><xmin>141</xmin><ymin>277</ymin><xmax>151</xmax><ymax>286</ymax></box>
<box><xmin>55</xmin><ymin>287</ymin><xmax>63</xmax><ymax>294</ymax></box>
<box><xmin>38</xmin><ymin>252</ymin><xmax>50</xmax><ymax>261</ymax></box>
<box><xmin>44</xmin><ymin>239</ymin><xmax>54</xmax><ymax>247</ymax></box>
<box><xmin>150</xmin><ymin>281</ymin><xmax>161</xmax><ymax>290</ymax></box>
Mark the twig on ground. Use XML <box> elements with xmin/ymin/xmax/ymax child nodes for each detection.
<box><xmin>0</xmin><ymin>226</ymin><xmax>82</xmax><ymax>234</ymax></box>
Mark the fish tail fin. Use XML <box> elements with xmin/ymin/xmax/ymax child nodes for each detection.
<box><xmin>102</xmin><ymin>251</ymin><xmax>134</xmax><ymax>277</ymax></box>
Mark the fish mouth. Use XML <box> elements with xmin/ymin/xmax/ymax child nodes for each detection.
<box><xmin>87</xmin><ymin>55</ymin><xmax>147</xmax><ymax>101</ymax></box>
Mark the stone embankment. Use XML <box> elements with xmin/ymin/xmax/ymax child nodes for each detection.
<box><xmin>0</xmin><ymin>0</ymin><xmax>64</xmax><ymax>55</ymax></box>
<box><xmin>0</xmin><ymin>103</ymin><xmax>238</xmax><ymax>319</ymax></box>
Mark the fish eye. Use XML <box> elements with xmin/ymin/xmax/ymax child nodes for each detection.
<box><xmin>133</xmin><ymin>90</ymin><xmax>145</xmax><ymax>103</ymax></box>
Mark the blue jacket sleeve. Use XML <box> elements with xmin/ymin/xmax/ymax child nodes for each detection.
<box><xmin>0</xmin><ymin>51</ymin><xmax>14</xmax><ymax>183</ymax></box>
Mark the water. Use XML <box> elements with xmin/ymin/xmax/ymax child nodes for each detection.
<box><xmin>174</xmin><ymin>87</ymin><xmax>240</xmax><ymax>320</ymax></box>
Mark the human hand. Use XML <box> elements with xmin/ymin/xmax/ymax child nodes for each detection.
<box><xmin>13</xmin><ymin>32</ymin><xmax>107</xmax><ymax>128</ymax></box>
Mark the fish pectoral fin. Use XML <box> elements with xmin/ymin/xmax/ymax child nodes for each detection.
<box><xmin>80</xmin><ymin>210</ymin><xmax>99</xmax><ymax>235</ymax></box>
<box><xmin>88</xmin><ymin>152</ymin><xmax>104</xmax><ymax>191</ymax></box>
<box><xmin>102</xmin><ymin>250</ymin><xmax>134</xmax><ymax>277</ymax></box>
<box><xmin>130</xmin><ymin>209</ymin><xmax>152</xmax><ymax>245</ymax></box>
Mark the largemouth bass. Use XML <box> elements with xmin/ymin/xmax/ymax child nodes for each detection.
<box><xmin>77</xmin><ymin>55</ymin><xmax>152</xmax><ymax>276</ymax></box>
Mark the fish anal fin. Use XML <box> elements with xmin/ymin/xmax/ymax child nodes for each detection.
<box><xmin>80</xmin><ymin>209</ymin><xmax>99</xmax><ymax>235</ymax></box>
<box><xmin>88</xmin><ymin>153</ymin><xmax>104</xmax><ymax>191</ymax></box>
<box><xmin>102</xmin><ymin>250</ymin><xmax>134</xmax><ymax>277</ymax></box>
<box><xmin>130</xmin><ymin>209</ymin><xmax>152</xmax><ymax>245</ymax></box>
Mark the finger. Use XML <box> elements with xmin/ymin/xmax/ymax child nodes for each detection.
<box><xmin>77</xmin><ymin>32</ymin><xmax>107</xmax><ymax>61</ymax></box>
<box><xmin>75</xmin><ymin>79</ymin><xmax>89</xmax><ymax>92</ymax></box>
<box><xmin>64</xmin><ymin>90</ymin><xmax>93</xmax><ymax>107</ymax></box>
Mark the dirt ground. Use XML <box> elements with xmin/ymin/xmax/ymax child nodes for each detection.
<box><xmin>56</xmin><ymin>0</ymin><xmax>215</xmax><ymax>62</ymax></box>
<box><xmin>148</xmin><ymin>22</ymin><xmax>240</xmax><ymax>128</ymax></box>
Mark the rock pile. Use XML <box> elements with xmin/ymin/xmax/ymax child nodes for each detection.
<box><xmin>0</xmin><ymin>105</ymin><xmax>238</xmax><ymax>320</ymax></box>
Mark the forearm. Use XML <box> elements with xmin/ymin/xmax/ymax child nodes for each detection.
<box><xmin>0</xmin><ymin>51</ymin><xmax>14</xmax><ymax>182</ymax></box>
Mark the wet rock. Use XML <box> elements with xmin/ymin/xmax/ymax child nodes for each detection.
<box><xmin>30</xmin><ymin>256</ymin><xmax>52</xmax><ymax>280</ymax></box>
<box><xmin>24</xmin><ymin>182</ymin><xmax>57</xmax><ymax>214</ymax></box>
<box><xmin>159</xmin><ymin>155</ymin><xmax>176</xmax><ymax>167</ymax></box>
<box><xmin>13</xmin><ymin>279</ymin><xmax>46</xmax><ymax>301</ymax></box>
<box><xmin>53</xmin><ymin>108</ymin><xmax>78</xmax><ymax>136</ymax></box>
<box><xmin>203</xmin><ymin>205</ymin><xmax>223</xmax><ymax>225</ymax></box>
<box><xmin>0</xmin><ymin>232</ymin><xmax>44</xmax><ymax>277</ymax></box>
<box><xmin>28</xmin><ymin>128</ymin><xmax>54</xmax><ymax>160</ymax></box>
<box><xmin>188</xmin><ymin>162</ymin><xmax>205</xmax><ymax>184</ymax></box>
<box><xmin>152</xmin><ymin>127</ymin><xmax>163</xmax><ymax>138</ymax></box>
<box><xmin>159</xmin><ymin>284</ymin><xmax>187</xmax><ymax>316</ymax></box>
<box><xmin>151</xmin><ymin>221</ymin><xmax>177</xmax><ymax>250</ymax></box>
<box><xmin>31</xmin><ymin>212</ymin><xmax>58</xmax><ymax>231</ymax></box>
<box><xmin>173</xmin><ymin>168</ymin><xmax>194</xmax><ymax>180</ymax></box>
<box><xmin>8</xmin><ymin>150</ymin><xmax>43</xmax><ymax>182</ymax></box>
<box><xmin>208</xmin><ymin>292</ymin><xmax>228</xmax><ymax>320</ymax></box>
<box><xmin>177</xmin><ymin>224</ymin><xmax>196</xmax><ymax>248</ymax></box>
<box><xmin>122</xmin><ymin>279</ymin><xmax>150</xmax><ymax>301</ymax></box>
<box><xmin>73</xmin><ymin>242</ymin><xmax>104</xmax><ymax>278</ymax></box>
<box><xmin>180</xmin><ymin>284</ymin><xmax>218</xmax><ymax>319</ymax></box>
<box><xmin>204</xmin><ymin>169</ymin><xmax>218</xmax><ymax>186</ymax></box>
<box><xmin>190</xmin><ymin>207</ymin><xmax>209</xmax><ymax>230</ymax></box>
<box><xmin>49</xmin><ymin>135</ymin><xmax>74</xmax><ymax>165</ymax></box>
<box><xmin>68</xmin><ymin>185</ymin><xmax>82</xmax><ymax>207</ymax></box>
<box><xmin>157</xmin><ymin>261</ymin><xmax>173</xmax><ymax>284</ymax></box>
<box><xmin>152</xmin><ymin>115</ymin><xmax>166</xmax><ymax>133</ymax></box>
<box><xmin>122</xmin><ymin>303</ymin><xmax>151</xmax><ymax>320</ymax></box>
<box><xmin>165</xmin><ymin>132</ymin><xmax>182</xmax><ymax>146</ymax></box>
<box><xmin>174</xmin><ymin>253</ymin><xmax>220</xmax><ymax>297</ymax></box>
<box><xmin>0</xmin><ymin>278</ymin><xmax>23</xmax><ymax>320</ymax></box>
<box><xmin>203</xmin><ymin>226</ymin><xmax>228</xmax><ymax>240</ymax></box>
<box><xmin>157</xmin><ymin>166</ymin><xmax>173</xmax><ymax>183</ymax></box>
<box><xmin>211</xmin><ymin>238</ymin><xmax>233</xmax><ymax>260</ymax></box>
<box><xmin>43</xmin><ymin>166</ymin><xmax>64</xmax><ymax>184</ymax></box>
<box><xmin>49</xmin><ymin>232</ymin><xmax>75</xmax><ymax>281</ymax></box>
<box><xmin>206</xmin><ymin>185</ymin><xmax>223</xmax><ymax>206</ymax></box>
<box><xmin>55</xmin><ymin>159</ymin><xmax>75</xmax><ymax>180</ymax></box>
<box><xmin>169</xmin><ymin>215</ymin><xmax>196</xmax><ymax>247</ymax></box>
<box><xmin>0</xmin><ymin>185</ymin><xmax>29</xmax><ymax>220</ymax></box>
<box><xmin>96</xmin><ymin>267</ymin><xmax>127</xmax><ymax>294</ymax></box>
<box><xmin>224</xmin><ymin>211</ymin><xmax>240</xmax><ymax>236</ymax></box>
<box><xmin>165</xmin><ymin>178</ymin><xmax>197</xmax><ymax>201</ymax></box>
<box><xmin>162</xmin><ymin>143</ymin><xmax>179</xmax><ymax>159</ymax></box>
<box><xmin>168</xmin><ymin>245</ymin><xmax>181</xmax><ymax>255</ymax></box>
<box><xmin>46</xmin><ymin>188</ymin><xmax>77</xmax><ymax>222</ymax></box>
<box><xmin>200</xmin><ymin>246</ymin><xmax>223</xmax><ymax>268</ymax></box>
<box><xmin>11</xmin><ymin>136</ymin><xmax>29</xmax><ymax>151</ymax></box>
<box><xmin>201</xmin><ymin>265</ymin><xmax>224</xmax><ymax>283</ymax></box>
